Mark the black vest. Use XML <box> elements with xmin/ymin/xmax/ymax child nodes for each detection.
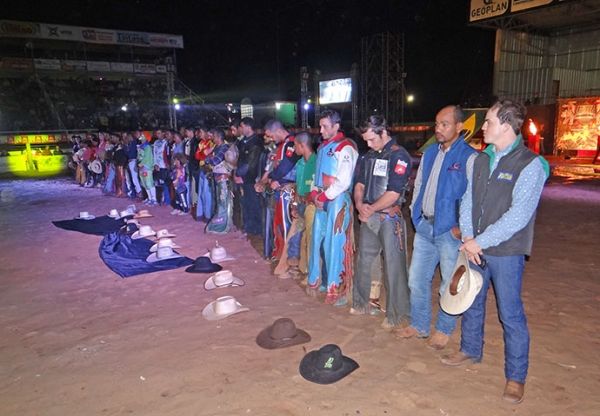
<box><xmin>472</xmin><ymin>143</ymin><xmax>538</xmax><ymax>256</ymax></box>
<box><xmin>362</xmin><ymin>143</ymin><xmax>405</xmax><ymax>205</ymax></box>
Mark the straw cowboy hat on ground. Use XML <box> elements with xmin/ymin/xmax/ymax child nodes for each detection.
<box><xmin>204</xmin><ymin>241</ymin><xmax>235</xmax><ymax>262</ymax></box>
<box><xmin>440</xmin><ymin>250</ymin><xmax>484</xmax><ymax>315</ymax></box>
<box><xmin>155</xmin><ymin>229</ymin><xmax>176</xmax><ymax>239</ymax></box>
<box><xmin>202</xmin><ymin>296</ymin><xmax>249</xmax><ymax>321</ymax></box>
<box><xmin>133</xmin><ymin>209</ymin><xmax>153</xmax><ymax>219</ymax></box>
<box><xmin>150</xmin><ymin>238</ymin><xmax>181</xmax><ymax>253</ymax></box>
<box><xmin>75</xmin><ymin>211</ymin><xmax>95</xmax><ymax>220</ymax></box>
<box><xmin>131</xmin><ymin>225</ymin><xmax>156</xmax><ymax>240</ymax></box>
<box><xmin>146</xmin><ymin>245</ymin><xmax>183</xmax><ymax>263</ymax></box>
<box><xmin>204</xmin><ymin>270</ymin><xmax>244</xmax><ymax>290</ymax></box>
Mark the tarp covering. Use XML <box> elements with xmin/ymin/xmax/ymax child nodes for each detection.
<box><xmin>53</xmin><ymin>215</ymin><xmax>128</xmax><ymax>236</ymax></box>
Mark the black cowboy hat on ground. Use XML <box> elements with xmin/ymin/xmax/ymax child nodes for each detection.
<box><xmin>256</xmin><ymin>318</ymin><xmax>311</xmax><ymax>350</ymax></box>
<box><xmin>185</xmin><ymin>256</ymin><xmax>223</xmax><ymax>273</ymax></box>
<box><xmin>299</xmin><ymin>344</ymin><xmax>359</xmax><ymax>384</ymax></box>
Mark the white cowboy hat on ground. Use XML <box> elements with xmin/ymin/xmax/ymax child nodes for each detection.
<box><xmin>131</xmin><ymin>225</ymin><xmax>156</xmax><ymax>240</ymax></box>
<box><xmin>120</xmin><ymin>208</ymin><xmax>135</xmax><ymax>218</ymax></box>
<box><xmin>146</xmin><ymin>245</ymin><xmax>183</xmax><ymax>263</ymax></box>
<box><xmin>440</xmin><ymin>250</ymin><xmax>484</xmax><ymax>315</ymax></box>
<box><xmin>108</xmin><ymin>208</ymin><xmax>120</xmax><ymax>219</ymax></box>
<box><xmin>150</xmin><ymin>238</ymin><xmax>181</xmax><ymax>253</ymax></box>
<box><xmin>204</xmin><ymin>241</ymin><xmax>235</xmax><ymax>262</ymax></box>
<box><xmin>202</xmin><ymin>296</ymin><xmax>249</xmax><ymax>321</ymax></box>
<box><xmin>75</xmin><ymin>211</ymin><xmax>95</xmax><ymax>220</ymax></box>
<box><xmin>155</xmin><ymin>229</ymin><xmax>176</xmax><ymax>239</ymax></box>
<box><xmin>204</xmin><ymin>270</ymin><xmax>245</xmax><ymax>290</ymax></box>
<box><xmin>133</xmin><ymin>209</ymin><xmax>153</xmax><ymax>219</ymax></box>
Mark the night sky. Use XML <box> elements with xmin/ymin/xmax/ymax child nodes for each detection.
<box><xmin>4</xmin><ymin>0</ymin><xmax>495</xmax><ymax>121</ymax></box>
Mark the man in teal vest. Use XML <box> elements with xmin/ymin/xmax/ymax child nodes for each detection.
<box><xmin>441</xmin><ymin>99</ymin><xmax>549</xmax><ymax>404</ymax></box>
<box><xmin>397</xmin><ymin>105</ymin><xmax>476</xmax><ymax>349</ymax></box>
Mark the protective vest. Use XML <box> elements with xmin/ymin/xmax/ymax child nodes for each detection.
<box><xmin>411</xmin><ymin>135</ymin><xmax>476</xmax><ymax>236</ymax></box>
<box><xmin>314</xmin><ymin>133</ymin><xmax>356</xmax><ymax>190</ymax></box>
<box><xmin>361</xmin><ymin>142</ymin><xmax>405</xmax><ymax>205</ymax></box>
<box><xmin>472</xmin><ymin>142</ymin><xmax>538</xmax><ymax>256</ymax></box>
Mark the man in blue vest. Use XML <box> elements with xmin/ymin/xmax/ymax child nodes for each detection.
<box><xmin>441</xmin><ymin>100</ymin><xmax>548</xmax><ymax>404</ymax></box>
<box><xmin>397</xmin><ymin>105</ymin><xmax>476</xmax><ymax>349</ymax></box>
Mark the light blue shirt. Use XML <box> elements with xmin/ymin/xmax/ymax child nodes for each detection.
<box><xmin>460</xmin><ymin>142</ymin><xmax>548</xmax><ymax>250</ymax></box>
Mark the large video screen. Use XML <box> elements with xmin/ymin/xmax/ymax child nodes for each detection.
<box><xmin>319</xmin><ymin>78</ymin><xmax>352</xmax><ymax>105</ymax></box>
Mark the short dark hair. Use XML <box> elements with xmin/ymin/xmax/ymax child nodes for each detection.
<box><xmin>452</xmin><ymin>105</ymin><xmax>466</xmax><ymax>123</ymax></box>
<box><xmin>211</xmin><ymin>128</ymin><xmax>225</xmax><ymax>141</ymax></box>
<box><xmin>360</xmin><ymin>115</ymin><xmax>387</xmax><ymax>136</ymax></box>
<box><xmin>295</xmin><ymin>131</ymin><xmax>313</xmax><ymax>146</ymax></box>
<box><xmin>490</xmin><ymin>99</ymin><xmax>526</xmax><ymax>134</ymax></box>
<box><xmin>240</xmin><ymin>117</ymin><xmax>255</xmax><ymax>130</ymax></box>
<box><xmin>319</xmin><ymin>110</ymin><xmax>341</xmax><ymax>126</ymax></box>
<box><xmin>264</xmin><ymin>119</ymin><xmax>284</xmax><ymax>132</ymax></box>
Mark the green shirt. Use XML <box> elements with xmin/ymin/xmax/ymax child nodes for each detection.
<box><xmin>295</xmin><ymin>153</ymin><xmax>316</xmax><ymax>197</ymax></box>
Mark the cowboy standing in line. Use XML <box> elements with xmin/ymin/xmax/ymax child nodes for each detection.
<box><xmin>307</xmin><ymin>110</ymin><xmax>358</xmax><ymax>305</ymax></box>
<box><xmin>397</xmin><ymin>105</ymin><xmax>477</xmax><ymax>349</ymax></box>
<box><xmin>263</xmin><ymin>120</ymin><xmax>300</xmax><ymax>261</ymax></box>
<box><xmin>441</xmin><ymin>99</ymin><xmax>549</xmax><ymax>404</ymax></box>
<box><xmin>137</xmin><ymin>133</ymin><xmax>157</xmax><ymax>205</ymax></box>
<box><xmin>351</xmin><ymin>115</ymin><xmax>412</xmax><ymax>330</ymax></box>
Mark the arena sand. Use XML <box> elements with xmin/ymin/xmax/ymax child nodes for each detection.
<box><xmin>0</xmin><ymin>177</ymin><xmax>598</xmax><ymax>416</ymax></box>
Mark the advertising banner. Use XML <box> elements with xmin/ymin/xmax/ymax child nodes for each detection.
<box><xmin>556</xmin><ymin>97</ymin><xmax>600</xmax><ymax>151</ymax></box>
<box><xmin>155</xmin><ymin>65</ymin><xmax>167</xmax><ymax>73</ymax></box>
<box><xmin>61</xmin><ymin>60</ymin><xmax>87</xmax><ymax>71</ymax></box>
<box><xmin>511</xmin><ymin>0</ymin><xmax>554</xmax><ymax>12</ymax></box>
<box><xmin>34</xmin><ymin>58</ymin><xmax>61</xmax><ymax>70</ymax></box>
<box><xmin>110</xmin><ymin>62</ymin><xmax>134</xmax><ymax>73</ymax></box>
<box><xmin>87</xmin><ymin>61</ymin><xmax>111</xmax><ymax>72</ymax></box>
<box><xmin>134</xmin><ymin>63</ymin><xmax>156</xmax><ymax>74</ymax></box>
<box><xmin>469</xmin><ymin>0</ymin><xmax>510</xmax><ymax>22</ymax></box>
<box><xmin>0</xmin><ymin>57</ymin><xmax>33</xmax><ymax>71</ymax></box>
<box><xmin>0</xmin><ymin>20</ymin><xmax>183</xmax><ymax>49</ymax></box>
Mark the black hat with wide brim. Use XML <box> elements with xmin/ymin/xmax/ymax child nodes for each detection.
<box><xmin>299</xmin><ymin>344</ymin><xmax>359</xmax><ymax>384</ymax></box>
<box><xmin>185</xmin><ymin>256</ymin><xmax>223</xmax><ymax>273</ymax></box>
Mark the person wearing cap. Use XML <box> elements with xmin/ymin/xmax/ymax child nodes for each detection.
<box><xmin>397</xmin><ymin>105</ymin><xmax>477</xmax><ymax>349</ymax></box>
<box><xmin>306</xmin><ymin>110</ymin><xmax>358</xmax><ymax>305</ymax></box>
<box><xmin>352</xmin><ymin>115</ymin><xmax>412</xmax><ymax>330</ymax></box>
<box><xmin>441</xmin><ymin>99</ymin><xmax>549</xmax><ymax>404</ymax></box>
<box><xmin>263</xmin><ymin>119</ymin><xmax>300</xmax><ymax>260</ymax></box>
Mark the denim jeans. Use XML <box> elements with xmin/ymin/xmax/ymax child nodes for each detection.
<box><xmin>241</xmin><ymin>182</ymin><xmax>262</xmax><ymax>235</ymax></box>
<box><xmin>353</xmin><ymin>213</ymin><xmax>410</xmax><ymax>325</ymax></box>
<box><xmin>408</xmin><ymin>219</ymin><xmax>461</xmax><ymax>336</ymax></box>
<box><xmin>196</xmin><ymin>170</ymin><xmax>213</xmax><ymax>220</ymax></box>
<box><xmin>103</xmin><ymin>164</ymin><xmax>116</xmax><ymax>194</ymax></box>
<box><xmin>460</xmin><ymin>254</ymin><xmax>529</xmax><ymax>384</ymax></box>
<box><xmin>127</xmin><ymin>159</ymin><xmax>142</xmax><ymax>194</ymax></box>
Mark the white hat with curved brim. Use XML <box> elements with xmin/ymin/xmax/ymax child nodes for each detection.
<box><xmin>204</xmin><ymin>242</ymin><xmax>235</xmax><ymax>262</ymax></box>
<box><xmin>440</xmin><ymin>251</ymin><xmax>484</xmax><ymax>315</ymax></box>
<box><xmin>75</xmin><ymin>211</ymin><xmax>95</xmax><ymax>220</ymax></box>
<box><xmin>150</xmin><ymin>238</ymin><xmax>181</xmax><ymax>253</ymax></box>
<box><xmin>89</xmin><ymin>159</ymin><xmax>103</xmax><ymax>174</ymax></box>
<box><xmin>108</xmin><ymin>208</ymin><xmax>120</xmax><ymax>219</ymax></box>
<box><xmin>202</xmin><ymin>296</ymin><xmax>249</xmax><ymax>321</ymax></box>
<box><xmin>204</xmin><ymin>270</ymin><xmax>245</xmax><ymax>290</ymax></box>
<box><xmin>146</xmin><ymin>245</ymin><xmax>183</xmax><ymax>263</ymax></box>
<box><xmin>155</xmin><ymin>229</ymin><xmax>176</xmax><ymax>239</ymax></box>
<box><xmin>132</xmin><ymin>225</ymin><xmax>156</xmax><ymax>240</ymax></box>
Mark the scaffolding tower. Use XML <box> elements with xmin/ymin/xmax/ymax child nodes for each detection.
<box><xmin>360</xmin><ymin>32</ymin><xmax>406</xmax><ymax>125</ymax></box>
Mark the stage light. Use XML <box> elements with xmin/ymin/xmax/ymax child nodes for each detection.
<box><xmin>174</xmin><ymin>103</ymin><xmax>181</xmax><ymax>111</ymax></box>
<box><xmin>303</xmin><ymin>103</ymin><xmax>310</xmax><ymax>111</ymax></box>
<box><xmin>121</xmin><ymin>104</ymin><xmax>128</xmax><ymax>112</ymax></box>
<box><xmin>172</xmin><ymin>98</ymin><xmax>179</xmax><ymax>104</ymax></box>
<box><xmin>275</xmin><ymin>102</ymin><xmax>282</xmax><ymax>110</ymax></box>
<box><xmin>407</xmin><ymin>94</ymin><xmax>415</xmax><ymax>103</ymax></box>
<box><xmin>307</xmin><ymin>98</ymin><xmax>312</xmax><ymax>104</ymax></box>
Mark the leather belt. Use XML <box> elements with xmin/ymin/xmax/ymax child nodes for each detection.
<box><xmin>422</xmin><ymin>213</ymin><xmax>434</xmax><ymax>222</ymax></box>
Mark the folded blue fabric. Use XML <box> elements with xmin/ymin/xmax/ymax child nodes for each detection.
<box><xmin>99</xmin><ymin>232</ymin><xmax>193</xmax><ymax>278</ymax></box>
<box><xmin>53</xmin><ymin>215</ymin><xmax>127</xmax><ymax>235</ymax></box>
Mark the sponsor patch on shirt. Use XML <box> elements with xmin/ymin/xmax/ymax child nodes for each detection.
<box><xmin>285</xmin><ymin>146</ymin><xmax>295</xmax><ymax>158</ymax></box>
<box><xmin>448</xmin><ymin>162</ymin><xmax>461</xmax><ymax>171</ymax></box>
<box><xmin>497</xmin><ymin>172</ymin><xmax>513</xmax><ymax>181</ymax></box>
<box><xmin>394</xmin><ymin>159</ymin><xmax>408</xmax><ymax>175</ymax></box>
<box><xmin>373</xmin><ymin>159</ymin><xmax>388</xmax><ymax>177</ymax></box>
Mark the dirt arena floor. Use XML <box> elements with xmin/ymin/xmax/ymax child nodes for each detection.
<box><xmin>0</xmin><ymin>174</ymin><xmax>599</xmax><ymax>416</ymax></box>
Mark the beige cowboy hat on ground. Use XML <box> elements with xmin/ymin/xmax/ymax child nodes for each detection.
<box><xmin>155</xmin><ymin>229</ymin><xmax>176</xmax><ymax>239</ymax></box>
<box><xmin>146</xmin><ymin>245</ymin><xmax>183</xmax><ymax>263</ymax></box>
<box><xmin>131</xmin><ymin>225</ymin><xmax>156</xmax><ymax>240</ymax></box>
<box><xmin>204</xmin><ymin>241</ymin><xmax>235</xmax><ymax>262</ymax></box>
<box><xmin>75</xmin><ymin>211</ymin><xmax>95</xmax><ymax>220</ymax></box>
<box><xmin>440</xmin><ymin>250</ymin><xmax>484</xmax><ymax>315</ymax></box>
<box><xmin>134</xmin><ymin>209</ymin><xmax>153</xmax><ymax>219</ymax></box>
<box><xmin>202</xmin><ymin>296</ymin><xmax>249</xmax><ymax>321</ymax></box>
<box><xmin>150</xmin><ymin>238</ymin><xmax>181</xmax><ymax>253</ymax></box>
<box><xmin>204</xmin><ymin>270</ymin><xmax>245</xmax><ymax>290</ymax></box>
